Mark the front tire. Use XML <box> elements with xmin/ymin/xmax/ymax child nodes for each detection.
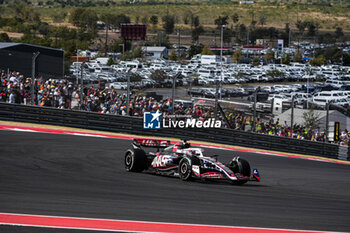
<box><xmin>238</xmin><ymin>158</ymin><xmax>251</xmax><ymax>177</ymax></box>
<box><xmin>125</xmin><ymin>149</ymin><xmax>147</xmax><ymax>172</ymax></box>
<box><xmin>179</xmin><ymin>158</ymin><xmax>192</xmax><ymax>181</ymax></box>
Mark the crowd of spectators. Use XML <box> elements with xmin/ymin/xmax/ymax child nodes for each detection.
<box><xmin>0</xmin><ymin>70</ymin><xmax>75</xmax><ymax>108</ymax></box>
<box><xmin>1</xmin><ymin>69</ymin><xmax>349</xmax><ymax>146</ymax></box>
<box><xmin>227</xmin><ymin>113</ymin><xmax>331</xmax><ymax>142</ymax></box>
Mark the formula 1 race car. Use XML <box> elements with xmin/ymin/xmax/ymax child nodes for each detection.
<box><xmin>124</xmin><ymin>138</ymin><xmax>260</xmax><ymax>185</ymax></box>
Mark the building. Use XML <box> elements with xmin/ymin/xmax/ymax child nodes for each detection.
<box><xmin>142</xmin><ymin>47</ymin><xmax>168</xmax><ymax>59</ymax></box>
<box><xmin>0</xmin><ymin>43</ymin><xmax>64</xmax><ymax>79</ymax></box>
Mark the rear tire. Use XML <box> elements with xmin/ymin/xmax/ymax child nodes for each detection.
<box><xmin>125</xmin><ymin>149</ymin><xmax>147</xmax><ymax>172</ymax></box>
<box><xmin>232</xmin><ymin>158</ymin><xmax>251</xmax><ymax>185</ymax></box>
<box><xmin>179</xmin><ymin>158</ymin><xmax>192</xmax><ymax>181</ymax></box>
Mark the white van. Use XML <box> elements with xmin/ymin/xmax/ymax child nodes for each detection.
<box><xmin>197</xmin><ymin>69</ymin><xmax>215</xmax><ymax>78</ymax></box>
<box><xmin>325</xmin><ymin>80</ymin><xmax>343</xmax><ymax>89</ymax></box>
<box><xmin>313</xmin><ymin>91</ymin><xmax>343</xmax><ymax>100</ymax></box>
<box><xmin>312</xmin><ymin>91</ymin><xmax>343</xmax><ymax>106</ymax></box>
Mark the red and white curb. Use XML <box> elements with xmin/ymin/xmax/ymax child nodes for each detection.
<box><xmin>0</xmin><ymin>213</ymin><xmax>344</xmax><ymax>233</ymax></box>
<box><xmin>1</xmin><ymin>123</ymin><xmax>349</xmax><ymax>165</ymax></box>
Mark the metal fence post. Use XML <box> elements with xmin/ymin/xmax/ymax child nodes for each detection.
<box><xmin>291</xmin><ymin>95</ymin><xmax>295</xmax><ymax>137</ymax></box>
<box><xmin>252</xmin><ymin>89</ymin><xmax>257</xmax><ymax>132</ymax></box>
<box><xmin>80</xmin><ymin>62</ymin><xmax>85</xmax><ymax>109</ymax></box>
<box><xmin>31</xmin><ymin>52</ymin><xmax>40</xmax><ymax>105</ymax></box>
<box><xmin>326</xmin><ymin>103</ymin><xmax>330</xmax><ymax>142</ymax></box>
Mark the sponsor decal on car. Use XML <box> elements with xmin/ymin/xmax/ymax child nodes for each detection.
<box><xmin>192</xmin><ymin>165</ymin><xmax>200</xmax><ymax>176</ymax></box>
<box><xmin>201</xmin><ymin>172</ymin><xmax>225</xmax><ymax>179</ymax></box>
<box><xmin>136</xmin><ymin>139</ymin><xmax>169</xmax><ymax>147</ymax></box>
<box><xmin>151</xmin><ymin>155</ymin><xmax>171</xmax><ymax>168</ymax></box>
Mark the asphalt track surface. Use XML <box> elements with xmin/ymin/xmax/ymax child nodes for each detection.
<box><xmin>0</xmin><ymin>130</ymin><xmax>350</xmax><ymax>232</ymax></box>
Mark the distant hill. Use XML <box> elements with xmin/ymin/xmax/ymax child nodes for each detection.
<box><xmin>1</xmin><ymin>0</ymin><xmax>350</xmax><ymax>32</ymax></box>
<box><xmin>9</xmin><ymin>0</ymin><xmax>350</xmax><ymax>7</ymax></box>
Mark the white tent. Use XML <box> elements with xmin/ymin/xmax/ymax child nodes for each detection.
<box><xmin>274</xmin><ymin>108</ymin><xmax>350</xmax><ymax>131</ymax></box>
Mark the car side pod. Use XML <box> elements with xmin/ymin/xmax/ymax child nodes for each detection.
<box><xmin>250</xmin><ymin>169</ymin><xmax>261</xmax><ymax>182</ymax></box>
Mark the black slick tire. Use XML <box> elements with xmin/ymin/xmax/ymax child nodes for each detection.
<box><xmin>233</xmin><ymin>158</ymin><xmax>251</xmax><ymax>185</ymax></box>
<box><xmin>179</xmin><ymin>158</ymin><xmax>192</xmax><ymax>181</ymax></box>
<box><xmin>125</xmin><ymin>149</ymin><xmax>147</xmax><ymax>172</ymax></box>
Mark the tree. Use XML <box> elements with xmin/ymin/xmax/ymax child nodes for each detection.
<box><xmin>141</xmin><ymin>16</ymin><xmax>148</xmax><ymax>25</ymax></box>
<box><xmin>115</xmin><ymin>14</ymin><xmax>131</xmax><ymax>29</ymax></box>
<box><xmin>264</xmin><ymin>50</ymin><xmax>275</xmax><ymax>64</ymax></box>
<box><xmin>53</xmin><ymin>12</ymin><xmax>67</xmax><ymax>23</ymax></box>
<box><xmin>282</xmin><ymin>53</ymin><xmax>291</xmax><ymax>65</ymax></box>
<box><xmin>231</xmin><ymin>13</ymin><xmax>239</xmax><ymax>24</ymax></box>
<box><xmin>232</xmin><ymin>48</ymin><xmax>243</xmax><ymax>63</ymax></box>
<box><xmin>120</xmin><ymin>51</ymin><xmax>133</xmax><ymax>61</ymax></box>
<box><xmin>192</xmin><ymin>15</ymin><xmax>200</xmax><ymax>28</ymax></box>
<box><xmin>169</xmin><ymin>50</ymin><xmax>178</xmax><ymax>61</ymax></box>
<box><xmin>296</xmin><ymin>20</ymin><xmax>307</xmax><ymax>35</ymax></box>
<box><xmin>11</xmin><ymin>2</ymin><xmax>41</xmax><ymax>24</ymax></box>
<box><xmin>106</xmin><ymin>57</ymin><xmax>115</xmax><ymax>66</ymax></box>
<box><xmin>248</xmin><ymin>9</ymin><xmax>255</xmax><ymax>22</ymax></box>
<box><xmin>251</xmin><ymin>57</ymin><xmax>260</xmax><ymax>66</ymax></box>
<box><xmin>80</xmin><ymin>9</ymin><xmax>98</xmax><ymax>31</ymax></box>
<box><xmin>101</xmin><ymin>13</ymin><xmax>116</xmax><ymax>55</ymax></box>
<box><xmin>183</xmin><ymin>10</ymin><xmax>193</xmax><ymax>25</ymax></box>
<box><xmin>223</xmin><ymin>28</ymin><xmax>233</xmax><ymax>44</ymax></box>
<box><xmin>69</xmin><ymin>8</ymin><xmax>86</xmax><ymax>27</ymax></box>
<box><xmin>0</xmin><ymin>32</ymin><xmax>11</xmax><ymax>42</ymax></box>
<box><xmin>132</xmin><ymin>46</ymin><xmax>143</xmax><ymax>58</ymax></box>
<box><xmin>151</xmin><ymin>70</ymin><xmax>167</xmax><ymax>82</ymax></box>
<box><xmin>318</xmin><ymin>33</ymin><xmax>336</xmax><ymax>44</ymax></box>
<box><xmin>201</xmin><ymin>45</ymin><xmax>213</xmax><ymax>55</ymax></box>
<box><xmin>149</xmin><ymin>15</ymin><xmax>158</xmax><ymax>29</ymax></box>
<box><xmin>266</xmin><ymin>70</ymin><xmax>283</xmax><ymax>78</ymax></box>
<box><xmin>145</xmin><ymin>31</ymin><xmax>170</xmax><ymax>47</ymax></box>
<box><xmin>267</xmin><ymin>27</ymin><xmax>278</xmax><ymax>40</ymax></box>
<box><xmin>188</xmin><ymin>44</ymin><xmax>204</xmax><ymax>58</ymax></box>
<box><xmin>110</xmin><ymin>39</ymin><xmax>130</xmax><ymax>52</ymax></box>
<box><xmin>69</xmin><ymin>8</ymin><xmax>98</xmax><ymax>31</ymax></box>
<box><xmin>214</xmin><ymin>16</ymin><xmax>229</xmax><ymax>29</ymax></box>
<box><xmin>293</xmin><ymin>50</ymin><xmax>303</xmax><ymax>62</ymax></box>
<box><xmin>191</xmin><ymin>25</ymin><xmax>204</xmax><ymax>43</ymax></box>
<box><xmin>285</xmin><ymin>23</ymin><xmax>291</xmax><ymax>34</ymax></box>
<box><xmin>335</xmin><ymin>27</ymin><xmax>344</xmax><ymax>40</ymax></box>
<box><xmin>237</xmin><ymin>23</ymin><xmax>247</xmax><ymax>43</ymax></box>
<box><xmin>310</xmin><ymin>55</ymin><xmax>327</xmax><ymax>66</ymax></box>
<box><xmin>306</xmin><ymin>21</ymin><xmax>316</xmax><ymax>37</ymax></box>
<box><xmin>185</xmin><ymin>14</ymin><xmax>201</xmax><ymax>42</ymax></box>
<box><xmin>303</xmin><ymin>108</ymin><xmax>320</xmax><ymax>131</ymax></box>
<box><xmin>259</xmin><ymin>14</ymin><xmax>267</xmax><ymax>27</ymax></box>
<box><xmin>130</xmin><ymin>73</ymin><xmax>142</xmax><ymax>82</ymax></box>
<box><xmin>162</xmin><ymin>15</ymin><xmax>175</xmax><ymax>34</ymax></box>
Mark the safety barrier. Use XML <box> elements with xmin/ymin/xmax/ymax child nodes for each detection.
<box><xmin>0</xmin><ymin>102</ymin><xmax>348</xmax><ymax>161</ymax></box>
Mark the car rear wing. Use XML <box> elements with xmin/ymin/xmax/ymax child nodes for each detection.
<box><xmin>132</xmin><ymin>138</ymin><xmax>171</xmax><ymax>149</ymax></box>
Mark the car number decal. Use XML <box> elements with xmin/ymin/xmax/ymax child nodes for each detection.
<box><xmin>151</xmin><ymin>155</ymin><xmax>170</xmax><ymax>168</ymax></box>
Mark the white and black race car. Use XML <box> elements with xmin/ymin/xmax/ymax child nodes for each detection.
<box><xmin>125</xmin><ymin>138</ymin><xmax>260</xmax><ymax>185</ymax></box>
